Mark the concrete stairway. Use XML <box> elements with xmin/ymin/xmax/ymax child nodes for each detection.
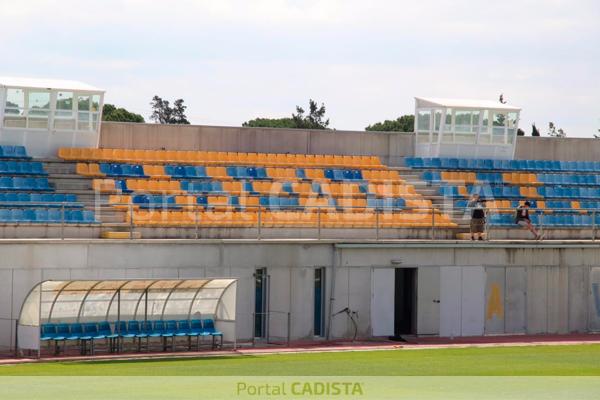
<box><xmin>392</xmin><ymin>166</ymin><xmax>469</xmax><ymax>237</ymax></box>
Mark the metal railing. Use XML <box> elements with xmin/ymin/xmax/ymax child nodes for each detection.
<box><xmin>2</xmin><ymin>201</ymin><xmax>600</xmax><ymax>240</ymax></box>
<box><xmin>97</xmin><ymin>202</ymin><xmax>452</xmax><ymax>241</ymax></box>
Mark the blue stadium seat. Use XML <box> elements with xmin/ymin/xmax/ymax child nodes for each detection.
<box><xmin>288</xmin><ymin>197</ymin><xmax>299</xmax><ymax>208</ymax></box>
<box><xmin>40</xmin><ymin>323</ymin><xmax>57</xmax><ymax>341</ymax></box>
<box><xmin>66</xmin><ymin>323</ymin><xmax>84</xmax><ymax>341</ymax></box>
<box><xmin>122</xmin><ymin>321</ymin><xmax>140</xmax><ymax>339</ymax></box>
<box><xmin>10</xmin><ymin>209</ymin><xmax>24</xmax><ymax>222</ymax></box>
<box><xmin>237</xmin><ymin>166</ymin><xmax>250</xmax><ymax>179</ymax></box>
<box><xmin>457</xmin><ymin>159</ymin><xmax>469</xmax><ymax>169</ymax></box>
<box><xmin>115</xmin><ymin>180</ymin><xmax>129</xmax><ymax>192</ymax></box>
<box><xmin>202</xmin><ymin>319</ymin><xmax>223</xmax><ymax>348</ymax></box>
<box><xmin>0</xmin><ymin>145</ymin><xmax>29</xmax><ymax>159</ymax></box>
<box><xmin>22</xmin><ymin>209</ymin><xmax>35</xmax><ymax>222</ymax></box>
<box><xmin>244</xmin><ymin>167</ymin><xmax>255</xmax><ymax>178</ymax></box>
<box><xmin>54</xmin><ymin>323</ymin><xmax>70</xmax><ymax>342</ymax></box>
<box><xmin>333</xmin><ymin>170</ymin><xmax>344</xmax><ymax>181</ymax></box>
<box><xmin>164</xmin><ymin>320</ymin><xmax>178</xmax><ymax>337</ymax></box>
<box><xmin>422</xmin><ymin>171</ymin><xmax>441</xmax><ymax>183</ymax></box>
<box><xmin>367</xmin><ymin>197</ymin><xmax>378</xmax><ymax>210</ymax></box>
<box><xmin>279</xmin><ymin>197</ymin><xmax>290</xmax><ymax>208</ymax></box>
<box><xmin>255</xmin><ymin>167</ymin><xmax>267</xmax><ymax>179</ymax></box>
<box><xmin>148</xmin><ymin>321</ymin><xmax>166</xmax><ymax>339</ymax></box>
<box><xmin>202</xmin><ymin>319</ymin><xmax>223</xmax><ymax>337</ymax></box>
<box><xmin>226</xmin><ymin>166</ymin><xmax>237</xmax><ymax>178</ymax></box>
<box><xmin>0</xmin><ymin>209</ymin><xmax>10</xmax><ymax>222</ymax></box>
<box><xmin>440</xmin><ymin>158</ymin><xmax>452</xmax><ymax>169</ymax></box>
<box><xmin>176</xmin><ymin>320</ymin><xmax>197</xmax><ymax>338</ymax></box>
<box><xmin>189</xmin><ymin>319</ymin><xmax>211</xmax><ymax>337</ymax></box>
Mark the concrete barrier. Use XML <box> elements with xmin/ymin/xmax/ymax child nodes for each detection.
<box><xmin>99</xmin><ymin>122</ymin><xmax>414</xmax><ymax>166</ymax></box>
<box><xmin>99</xmin><ymin>122</ymin><xmax>600</xmax><ymax>164</ymax></box>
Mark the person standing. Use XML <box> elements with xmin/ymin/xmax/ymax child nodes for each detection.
<box><xmin>515</xmin><ymin>201</ymin><xmax>543</xmax><ymax>240</ymax></box>
<box><xmin>467</xmin><ymin>194</ymin><xmax>486</xmax><ymax>240</ymax></box>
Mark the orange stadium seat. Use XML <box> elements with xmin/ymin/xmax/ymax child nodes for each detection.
<box><xmin>92</xmin><ymin>179</ymin><xmax>115</xmax><ymax>193</ymax></box>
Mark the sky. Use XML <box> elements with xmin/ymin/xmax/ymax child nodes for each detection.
<box><xmin>1</xmin><ymin>0</ymin><xmax>599</xmax><ymax>136</ymax></box>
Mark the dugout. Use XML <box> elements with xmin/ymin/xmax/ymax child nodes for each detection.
<box><xmin>16</xmin><ymin>278</ymin><xmax>237</xmax><ymax>355</ymax></box>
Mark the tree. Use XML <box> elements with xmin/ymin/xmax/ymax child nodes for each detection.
<box><xmin>292</xmin><ymin>99</ymin><xmax>329</xmax><ymax>129</ymax></box>
<box><xmin>102</xmin><ymin>104</ymin><xmax>145</xmax><ymax>123</ymax></box>
<box><xmin>150</xmin><ymin>96</ymin><xmax>190</xmax><ymax>124</ymax></box>
<box><xmin>242</xmin><ymin>118</ymin><xmax>297</xmax><ymax>128</ymax></box>
<box><xmin>532</xmin><ymin>123</ymin><xmax>540</xmax><ymax>137</ymax></box>
<box><xmin>242</xmin><ymin>99</ymin><xmax>330</xmax><ymax>129</ymax></box>
<box><xmin>366</xmin><ymin>115</ymin><xmax>414</xmax><ymax>132</ymax></box>
<box><xmin>547</xmin><ymin>122</ymin><xmax>566</xmax><ymax>138</ymax></box>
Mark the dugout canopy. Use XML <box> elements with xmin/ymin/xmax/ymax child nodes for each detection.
<box><xmin>17</xmin><ymin>278</ymin><xmax>237</xmax><ymax>352</ymax></box>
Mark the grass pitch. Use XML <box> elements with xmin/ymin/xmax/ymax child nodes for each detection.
<box><xmin>1</xmin><ymin>344</ymin><xmax>600</xmax><ymax>376</ymax></box>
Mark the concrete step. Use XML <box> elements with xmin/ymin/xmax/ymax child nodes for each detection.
<box><xmin>50</xmin><ymin>178</ymin><xmax>92</xmax><ymax>191</ymax></box>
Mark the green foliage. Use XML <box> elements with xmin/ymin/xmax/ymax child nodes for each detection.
<box><xmin>242</xmin><ymin>99</ymin><xmax>330</xmax><ymax>130</ymax></box>
<box><xmin>150</xmin><ymin>96</ymin><xmax>190</xmax><ymax>124</ymax></box>
<box><xmin>102</xmin><ymin>104</ymin><xmax>145</xmax><ymax>123</ymax></box>
<box><xmin>292</xmin><ymin>99</ymin><xmax>329</xmax><ymax>129</ymax></box>
<box><xmin>365</xmin><ymin>115</ymin><xmax>414</xmax><ymax>132</ymax></box>
<box><xmin>242</xmin><ymin>117</ymin><xmax>297</xmax><ymax>128</ymax></box>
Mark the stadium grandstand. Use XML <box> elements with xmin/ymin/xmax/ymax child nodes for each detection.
<box><xmin>3</xmin><ymin>77</ymin><xmax>600</xmax><ymax>359</ymax></box>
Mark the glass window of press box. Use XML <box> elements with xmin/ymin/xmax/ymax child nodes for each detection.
<box><xmin>414</xmin><ymin>97</ymin><xmax>521</xmax><ymax>159</ymax></box>
<box><xmin>2</xmin><ymin>81</ymin><xmax>103</xmax><ymax>132</ymax></box>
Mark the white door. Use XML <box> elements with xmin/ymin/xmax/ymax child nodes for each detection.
<box><xmin>371</xmin><ymin>268</ymin><xmax>395</xmax><ymax>336</ymax></box>
<box><xmin>417</xmin><ymin>267</ymin><xmax>440</xmax><ymax>335</ymax></box>
<box><xmin>461</xmin><ymin>267</ymin><xmax>485</xmax><ymax>336</ymax></box>
<box><xmin>440</xmin><ymin>267</ymin><xmax>461</xmax><ymax>337</ymax></box>
<box><xmin>440</xmin><ymin>267</ymin><xmax>485</xmax><ymax>337</ymax></box>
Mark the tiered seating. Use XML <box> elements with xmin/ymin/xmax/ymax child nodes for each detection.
<box><xmin>0</xmin><ymin>145</ymin><xmax>30</xmax><ymax>159</ymax></box>
<box><xmin>59</xmin><ymin>148</ymin><xmax>383</xmax><ymax>168</ymax></box>
<box><xmin>0</xmin><ymin>209</ymin><xmax>96</xmax><ymax>223</ymax></box>
<box><xmin>41</xmin><ymin>319</ymin><xmax>223</xmax><ymax>354</ymax></box>
<box><xmin>0</xmin><ymin>146</ymin><xmax>97</xmax><ymax>225</ymax></box>
<box><xmin>408</xmin><ymin>156</ymin><xmax>600</xmax><ymax>228</ymax></box>
<box><xmin>61</xmin><ymin>147</ymin><xmax>456</xmax><ymax>229</ymax></box>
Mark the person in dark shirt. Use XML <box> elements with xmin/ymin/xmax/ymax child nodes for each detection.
<box><xmin>467</xmin><ymin>194</ymin><xmax>486</xmax><ymax>240</ymax></box>
<box><xmin>515</xmin><ymin>201</ymin><xmax>543</xmax><ymax>239</ymax></box>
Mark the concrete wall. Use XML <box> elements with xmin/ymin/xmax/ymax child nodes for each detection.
<box><xmin>99</xmin><ymin>122</ymin><xmax>600</xmax><ymax>164</ymax></box>
<box><xmin>99</xmin><ymin>122</ymin><xmax>414</xmax><ymax>166</ymax></box>
<box><xmin>3</xmin><ymin>240</ymin><xmax>600</xmax><ymax>351</ymax></box>
<box><xmin>514</xmin><ymin>137</ymin><xmax>600</xmax><ymax>161</ymax></box>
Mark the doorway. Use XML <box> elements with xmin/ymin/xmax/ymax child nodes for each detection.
<box><xmin>371</xmin><ymin>267</ymin><xmax>417</xmax><ymax>338</ymax></box>
<box><xmin>394</xmin><ymin>268</ymin><xmax>417</xmax><ymax>337</ymax></box>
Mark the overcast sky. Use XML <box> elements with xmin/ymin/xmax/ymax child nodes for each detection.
<box><xmin>1</xmin><ymin>0</ymin><xmax>599</xmax><ymax>136</ymax></box>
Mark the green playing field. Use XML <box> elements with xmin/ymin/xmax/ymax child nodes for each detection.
<box><xmin>2</xmin><ymin>344</ymin><xmax>600</xmax><ymax>376</ymax></box>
